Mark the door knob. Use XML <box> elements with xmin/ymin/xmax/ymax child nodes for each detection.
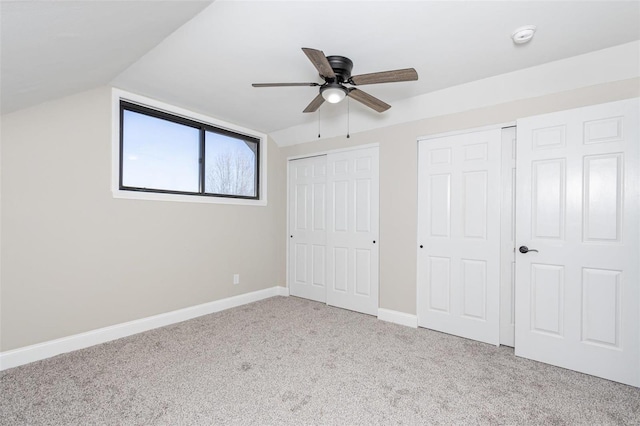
<box><xmin>519</xmin><ymin>245</ymin><xmax>539</xmax><ymax>254</ymax></box>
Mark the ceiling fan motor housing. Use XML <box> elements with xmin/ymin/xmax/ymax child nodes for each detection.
<box><xmin>325</xmin><ymin>55</ymin><xmax>353</xmax><ymax>83</ymax></box>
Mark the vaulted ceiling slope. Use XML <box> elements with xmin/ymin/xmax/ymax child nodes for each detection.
<box><xmin>0</xmin><ymin>1</ymin><xmax>213</xmax><ymax>114</ymax></box>
<box><xmin>2</xmin><ymin>1</ymin><xmax>639</xmax><ymax>140</ymax></box>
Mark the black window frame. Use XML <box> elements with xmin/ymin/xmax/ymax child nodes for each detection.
<box><xmin>119</xmin><ymin>100</ymin><xmax>260</xmax><ymax>200</ymax></box>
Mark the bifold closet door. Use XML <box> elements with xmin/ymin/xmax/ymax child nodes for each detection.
<box><xmin>288</xmin><ymin>156</ymin><xmax>327</xmax><ymax>303</ymax></box>
<box><xmin>417</xmin><ymin>129</ymin><xmax>502</xmax><ymax>346</ymax></box>
<box><xmin>326</xmin><ymin>147</ymin><xmax>379</xmax><ymax>316</ymax></box>
<box><xmin>515</xmin><ymin>98</ymin><xmax>639</xmax><ymax>386</ymax></box>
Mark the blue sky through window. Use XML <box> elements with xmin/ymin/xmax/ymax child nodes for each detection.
<box><xmin>205</xmin><ymin>131</ymin><xmax>257</xmax><ymax>197</ymax></box>
<box><xmin>122</xmin><ymin>110</ymin><xmax>199</xmax><ymax>192</ymax></box>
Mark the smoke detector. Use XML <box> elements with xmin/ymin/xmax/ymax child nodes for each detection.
<box><xmin>512</xmin><ymin>25</ymin><xmax>536</xmax><ymax>44</ymax></box>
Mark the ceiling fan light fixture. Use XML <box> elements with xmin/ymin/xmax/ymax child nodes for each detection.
<box><xmin>321</xmin><ymin>83</ymin><xmax>347</xmax><ymax>104</ymax></box>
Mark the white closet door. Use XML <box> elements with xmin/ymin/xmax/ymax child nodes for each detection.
<box><xmin>326</xmin><ymin>147</ymin><xmax>379</xmax><ymax>316</ymax></box>
<box><xmin>500</xmin><ymin>127</ymin><xmax>517</xmax><ymax>347</ymax></box>
<box><xmin>288</xmin><ymin>156</ymin><xmax>327</xmax><ymax>303</ymax></box>
<box><xmin>515</xmin><ymin>98</ymin><xmax>639</xmax><ymax>386</ymax></box>
<box><xmin>417</xmin><ymin>129</ymin><xmax>502</xmax><ymax>345</ymax></box>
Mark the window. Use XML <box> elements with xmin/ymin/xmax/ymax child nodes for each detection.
<box><xmin>119</xmin><ymin>101</ymin><xmax>260</xmax><ymax>200</ymax></box>
<box><xmin>204</xmin><ymin>130</ymin><xmax>258</xmax><ymax>197</ymax></box>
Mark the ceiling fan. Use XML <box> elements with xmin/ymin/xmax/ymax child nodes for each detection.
<box><xmin>252</xmin><ymin>48</ymin><xmax>418</xmax><ymax>113</ymax></box>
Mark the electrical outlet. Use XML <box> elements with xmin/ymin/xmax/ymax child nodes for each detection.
<box><xmin>233</xmin><ymin>274</ymin><xmax>240</xmax><ymax>285</ymax></box>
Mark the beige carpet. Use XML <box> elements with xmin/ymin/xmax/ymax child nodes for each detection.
<box><xmin>1</xmin><ymin>296</ymin><xmax>639</xmax><ymax>425</ymax></box>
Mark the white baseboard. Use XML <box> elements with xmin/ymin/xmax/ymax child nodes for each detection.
<box><xmin>275</xmin><ymin>286</ymin><xmax>290</xmax><ymax>296</ymax></box>
<box><xmin>0</xmin><ymin>286</ymin><xmax>288</xmax><ymax>371</ymax></box>
<box><xmin>378</xmin><ymin>308</ymin><xmax>418</xmax><ymax>328</ymax></box>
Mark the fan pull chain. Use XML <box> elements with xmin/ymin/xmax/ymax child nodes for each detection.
<box><xmin>346</xmin><ymin>97</ymin><xmax>350</xmax><ymax>138</ymax></box>
<box><xmin>318</xmin><ymin>108</ymin><xmax>321</xmax><ymax>138</ymax></box>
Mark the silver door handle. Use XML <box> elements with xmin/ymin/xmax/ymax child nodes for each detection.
<box><xmin>519</xmin><ymin>246</ymin><xmax>539</xmax><ymax>254</ymax></box>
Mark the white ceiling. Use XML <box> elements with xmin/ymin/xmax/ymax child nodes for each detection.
<box><xmin>0</xmin><ymin>1</ymin><xmax>212</xmax><ymax>114</ymax></box>
<box><xmin>2</xmin><ymin>1</ymin><xmax>639</xmax><ymax>139</ymax></box>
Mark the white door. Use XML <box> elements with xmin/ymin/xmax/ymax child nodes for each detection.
<box><xmin>417</xmin><ymin>129</ymin><xmax>502</xmax><ymax>345</ymax></box>
<box><xmin>515</xmin><ymin>98</ymin><xmax>639</xmax><ymax>386</ymax></box>
<box><xmin>288</xmin><ymin>155</ymin><xmax>327</xmax><ymax>303</ymax></box>
<box><xmin>500</xmin><ymin>127</ymin><xmax>517</xmax><ymax>347</ymax></box>
<box><xmin>326</xmin><ymin>147</ymin><xmax>379</xmax><ymax>316</ymax></box>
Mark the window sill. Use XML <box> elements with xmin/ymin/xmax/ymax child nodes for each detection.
<box><xmin>112</xmin><ymin>188</ymin><xmax>267</xmax><ymax>206</ymax></box>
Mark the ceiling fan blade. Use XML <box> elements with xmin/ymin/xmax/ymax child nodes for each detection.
<box><xmin>303</xmin><ymin>93</ymin><xmax>325</xmax><ymax>113</ymax></box>
<box><xmin>302</xmin><ymin>48</ymin><xmax>336</xmax><ymax>79</ymax></box>
<box><xmin>252</xmin><ymin>82</ymin><xmax>320</xmax><ymax>87</ymax></box>
<box><xmin>347</xmin><ymin>88</ymin><xmax>391</xmax><ymax>113</ymax></box>
<box><xmin>350</xmin><ymin>68</ymin><xmax>418</xmax><ymax>86</ymax></box>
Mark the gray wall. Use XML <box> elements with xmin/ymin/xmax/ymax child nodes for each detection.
<box><xmin>280</xmin><ymin>78</ymin><xmax>640</xmax><ymax>315</ymax></box>
<box><xmin>0</xmin><ymin>87</ymin><xmax>287</xmax><ymax>351</ymax></box>
<box><xmin>1</xmin><ymin>79</ymin><xmax>638</xmax><ymax>352</ymax></box>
